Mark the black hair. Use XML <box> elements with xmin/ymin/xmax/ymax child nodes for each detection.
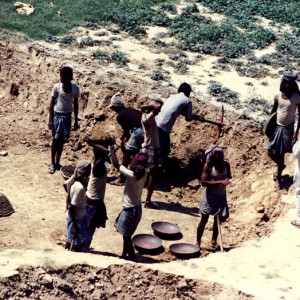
<box><xmin>133</xmin><ymin>165</ymin><xmax>146</xmax><ymax>180</ymax></box>
<box><xmin>280</xmin><ymin>79</ymin><xmax>299</xmax><ymax>98</ymax></box>
<box><xmin>153</xmin><ymin>99</ymin><xmax>164</xmax><ymax>106</ymax></box>
<box><xmin>60</xmin><ymin>66</ymin><xmax>73</xmax><ymax>81</ymax></box>
<box><xmin>178</xmin><ymin>82</ymin><xmax>192</xmax><ymax>97</ymax></box>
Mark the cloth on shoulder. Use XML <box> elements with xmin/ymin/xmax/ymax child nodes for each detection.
<box><xmin>130</xmin><ymin>152</ymin><xmax>148</xmax><ymax>170</ymax></box>
<box><xmin>282</xmin><ymin>71</ymin><xmax>298</xmax><ymax>82</ymax></box>
<box><xmin>65</xmin><ymin>160</ymin><xmax>91</xmax><ymax>208</ymax></box>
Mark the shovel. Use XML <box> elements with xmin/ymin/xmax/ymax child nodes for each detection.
<box><xmin>69</xmin><ymin>238</ymin><xmax>76</xmax><ymax>251</ymax></box>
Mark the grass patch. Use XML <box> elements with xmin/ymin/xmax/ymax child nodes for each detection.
<box><xmin>208</xmin><ymin>81</ymin><xmax>241</xmax><ymax>109</ymax></box>
<box><xmin>92</xmin><ymin>49</ymin><xmax>129</xmax><ymax>66</ymax></box>
<box><xmin>0</xmin><ymin>0</ymin><xmax>173</xmax><ymax>40</ymax></box>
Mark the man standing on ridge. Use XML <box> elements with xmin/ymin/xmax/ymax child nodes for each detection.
<box><xmin>268</xmin><ymin>72</ymin><xmax>300</xmax><ymax>190</ymax></box>
<box><xmin>48</xmin><ymin>66</ymin><xmax>80</xmax><ymax>174</ymax></box>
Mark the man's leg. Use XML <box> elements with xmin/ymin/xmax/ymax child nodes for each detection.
<box><xmin>196</xmin><ymin>214</ymin><xmax>209</xmax><ymax>247</ymax></box>
<box><xmin>49</xmin><ymin>139</ymin><xmax>59</xmax><ymax>174</ymax></box>
<box><xmin>55</xmin><ymin>138</ymin><xmax>65</xmax><ymax>169</ymax></box>
<box><xmin>145</xmin><ymin>166</ymin><xmax>160</xmax><ymax>208</ymax></box>
<box><xmin>158</xmin><ymin>128</ymin><xmax>170</xmax><ymax>170</ymax></box>
<box><xmin>122</xmin><ymin>236</ymin><xmax>136</xmax><ymax>261</ymax></box>
<box><xmin>268</xmin><ymin>151</ymin><xmax>285</xmax><ymax>188</ymax></box>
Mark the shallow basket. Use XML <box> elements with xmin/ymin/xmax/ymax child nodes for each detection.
<box><xmin>0</xmin><ymin>192</ymin><xmax>15</xmax><ymax>217</ymax></box>
<box><xmin>60</xmin><ymin>165</ymin><xmax>75</xmax><ymax>180</ymax></box>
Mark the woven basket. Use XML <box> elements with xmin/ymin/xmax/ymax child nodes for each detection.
<box><xmin>0</xmin><ymin>192</ymin><xmax>14</xmax><ymax>217</ymax></box>
<box><xmin>60</xmin><ymin>165</ymin><xmax>75</xmax><ymax>180</ymax></box>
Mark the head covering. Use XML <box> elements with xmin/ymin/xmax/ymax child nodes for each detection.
<box><xmin>109</xmin><ymin>92</ymin><xmax>125</xmax><ymax>108</ymax></box>
<box><xmin>129</xmin><ymin>153</ymin><xmax>148</xmax><ymax>179</ymax></box>
<box><xmin>65</xmin><ymin>160</ymin><xmax>91</xmax><ymax>210</ymax></box>
<box><xmin>130</xmin><ymin>153</ymin><xmax>148</xmax><ymax>170</ymax></box>
<box><xmin>282</xmin><ymin>71</ymin><xmax>298</xmax><ymax>82</ymax></box>
<box><xmin>205</xmin><ymin>144</ymin><xmax>224</xmax><ymax>164</ymax></box>
<box><xmin>148</xmin><ymin>98</ymin><xmax>163</xmax><ymax>106</ymax></box>
<box><xmin>280</xmin><ymin>72</ymin><xmax>299</xmax><ymax>98</ymax></box>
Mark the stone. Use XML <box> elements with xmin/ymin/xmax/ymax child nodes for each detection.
<box><xmin>0</xmin><ymin>150</ymin><xmax>8</xmax><ymax>156</ymax></box>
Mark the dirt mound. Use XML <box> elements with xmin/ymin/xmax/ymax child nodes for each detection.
<box><xmin>0</xmin><ymin>264</ymin><xmax>253</xmax><ymax>299</ymax></box>
<box><xmin>0</xmin><ymin>39</ymin><xmax>292</xmax><ymax>253</ymax></box>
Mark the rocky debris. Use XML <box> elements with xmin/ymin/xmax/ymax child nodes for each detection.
<box><xmin>14</xmin><ymin>2</ymin><xmax>35</xmax><ymax>15</ymax></box>
<box><xmin>0</xmin><ymin>264</ymin><xmax>253</xmax><ymax>299</ymax></box>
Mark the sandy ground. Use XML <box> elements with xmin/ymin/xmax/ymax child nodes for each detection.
<box><xmin>1</xmin><ymin>3</ymin><xmax>300</xmax><ymax>298</ymax></box>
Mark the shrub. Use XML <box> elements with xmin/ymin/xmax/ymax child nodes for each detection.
<box><xmin>182</xmin><ymin>4</ymin><xmax>199</xmax><ymax>15</ymax></box>
<box><xmin>150</xmin><ymin>70</ymin><xmax>164</xmax><ymax>81</ymax></box>
<box><xmin>155</xmin><ymin>58</ymin><xmax>165</xmax><ymax>67</ymax></box>
<box><xmin>208</xmin><ymin>81</ymin><xmax>241</xmax><ymax>109</ymax></box>
<box><xmin>169</xmin><ymin>52</ymin><xmax>187</xmax><ymax>61</ymax></box>
<box><xmin>159</xmin><ymin>3</ymin><xmax>177</xmax><ymax>14</ymax></box>
<box><xmin>92</xmin><ymin>50</ymin><xmax>111</xmax><ymax>62</ymax></box>
<box><xmin>234</xmin><ymin>62</ymin><xmax>269</xmax><ymax>78</ymax></box>
<box><xmin>59</xmin><ymin>35</ymin><xmax>76</xmax><ymax>45</ymax></box>
<box><xmin>248</xmin><ymin>97</ymin><xmax>271</xmax><ymax>114</ymax></box>
<box><xmin>111</xmin><ymin>50</ymin><xmax>130</xmax><ymax>66</ymax></box>
<box><xmin>174</xmin><ymin>60</ymin><xmax>189</xmax><ymax>74</ymax></box>
<box><xmin>79</xmin><ymin>36</ymin><xmax>99</xmax><ymax>47</ymax></box>
<box><xmin>105</xmin><ymin>3</ymin><xmax>170</xmax><ymax>36</ymax></box>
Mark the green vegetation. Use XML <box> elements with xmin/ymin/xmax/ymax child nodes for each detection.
<box><xmin>0</xmin><ymin>0</ymin><xmax>172</xmax><ymax>39</ymax></box>
<box><xmin>208</xmin><ymin>81</ymin><xmax>241</xmax><ymax>109</ymax></box>
<box><xmin>92</xmin><ymin>49</ymin><xmax>129</xmax><ymax>66</ymax></box>
<box><xmin>2</xmin><ymin>0</ymin><xmax>300</xmax><ymax>68</ymax></box>
<box><xmin>150</xmin><ymin>69</ymin><xmax>164</xmax><ymax>81</ymax></box>
<box><xmin>248</xmin><ymin>97</ymin><xmax>271</xmax><ymax>114</ymax></box>
<box><xmin>105</xmin><ymin>2</ymin><xmax>170</xmax><ymax>36</ymax></box>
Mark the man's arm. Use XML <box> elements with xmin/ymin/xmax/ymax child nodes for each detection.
<box><xmin>110</xmin><ymin>146</ymin><xmax>120</xmax><ymax>170</ymax></box>
<box><xmin>48</xmin><ymin>96</ymin><xmax>56</xmax><ymax>130</ymax></box>
<box><xmin>88</xmin><ymin>142</ymin><xmax>109</xmax><ymax>177</ymax></box>
<box><xmin>191</xmin><ymin>114</ymin><xmax>205</xmax><ymax>122</ymax></box>
<box><xmin>73</xmin><ymin>97</ymin><xmax>79</xmax><ymax>130</ymax></box>
<box><xmin>69</xmin><ymin>204</ymin><xmax>79</xmax><ymax>237</ymax></box>
<box><xmin>270</xmin><ymin>96</ymin><xmax>278</xmax><ymax>115</ymax></box>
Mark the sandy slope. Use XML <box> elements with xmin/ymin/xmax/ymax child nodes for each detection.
<box><xmin>0</xmin><ymin>8</ymin><xmax>299</xmax><ymax>298</ymax></box>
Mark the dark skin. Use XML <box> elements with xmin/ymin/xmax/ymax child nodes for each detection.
<box><xmin>140</xmin><ymin>102</ymin><xmax>162</xmax><ymax>207</ymax></box>
<box><xmin>179</xmin><ymin>90</ymin><xmax>223</xmax><ymax>127</ymax></box>
<box><xmin>66</xmin><ymin>175</ymin><xmax>89</xmax><ymax>252</ymax></box>
<box><xmin>109</xmin><ymin>146</ymin><xmax>136</xmax><ymax>261</ymax></box>
<box><xmin>48</xmin><ymin>72</ymin><xmax>79</xmax><ymax>170</ymax></box>
<box><xmin>86</xmin><ymin>141</ymin><xmax>109</xmax><ymax>237</ymax></box>
<box><xmin>268</xmin><ymin>82</ymin><xmax>300</xmax><ymax>188</ymax></box>
<box><xmin>110</xmin><ymin>105</ymin><xmax>136</xmax><ymax>183</ymax></box>
<box><xmin>196</xmin><ymin>152</ymin><xmax>232</xmax><ymax>248</ymax></box>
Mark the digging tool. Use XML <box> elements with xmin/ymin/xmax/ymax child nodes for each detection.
<box><xmin>213</xmin><ymin>105</ymin><xmax>224</xmax><ymax>144</ymax></box>
<box><xmin>69</xmin><ymin>238</ymin><xmax>76</xmax><ymax>251</ymax></box>
<box><xmin>216</xmin><ymin>214</ymin><xmax>225</xmax><ymax>253</ymax></box>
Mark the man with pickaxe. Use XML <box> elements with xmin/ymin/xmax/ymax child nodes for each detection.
<box><xmin>155</xmin><ymin>82</ymin><xmax>224</xmax><ymax>167</ymax></box>
<box><xmin>197</xmin><ymin>105</ymin><xmax>232</xmax><ymax>253</ymax></box>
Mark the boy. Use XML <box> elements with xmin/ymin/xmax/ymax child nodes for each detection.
<box><xmin>141</xmin><ymin>99</ymin><xmax>163</xmax><ymax>209</ymax></box>
<box><xmin>85</xmin><ymin>140</ymin><xmax>109</xmax><ymax>245</ymax></box>
<box><xmin>48</xmin><ymin>67</ymin><xmax>80</xmax><ymax>174</ymax></box>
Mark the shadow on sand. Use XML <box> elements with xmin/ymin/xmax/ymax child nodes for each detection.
<box><xmin>150</xmin><ymin>200</ymin><xmax>199</xmax><ymax>217</ymax></box>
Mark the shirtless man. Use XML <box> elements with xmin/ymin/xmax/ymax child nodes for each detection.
<box><xmin>268</xmin><ymin>72</ymin><xmax>300</xmax><ymax>190</ymax></box>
